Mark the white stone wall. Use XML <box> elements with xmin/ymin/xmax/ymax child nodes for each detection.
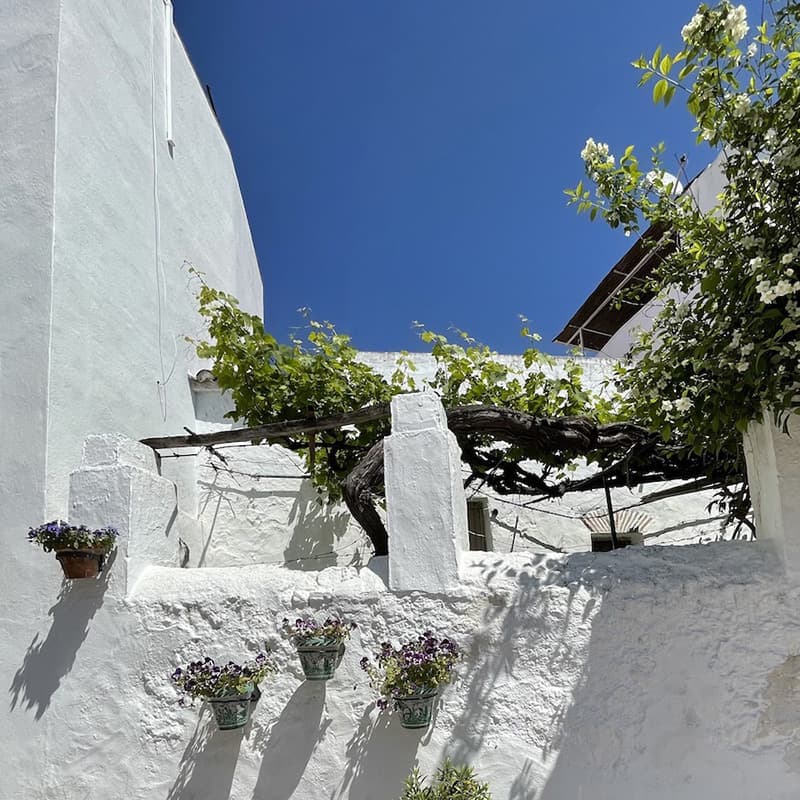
<box><xmin>5</xmin><ymin>397</ymin><xmax>798</xmax><ymax>799</ymax></box>
<box><xmin>744</xmin><ymin>413</ymin><xmax>800</xmax><ymax>575</ymax></box>
<box><xmin>44</xmin><ymin>0</ymin><xmax>262</xmax><ymax>520</ymax></box>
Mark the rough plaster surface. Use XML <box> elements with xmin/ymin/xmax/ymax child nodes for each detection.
<box><xmin>8</xmin><ymin>540</ymin><xmax>800</xmax><ymax>799</ymax></box>
<box><xmin>7</xmin><ymin>420</ymin><xmax>800</xmax><ymax>799</ymax></box>
<box><xmin>41</xmin><ymin>0</ymin><xmax>262</xmax><ymax>519</ymax></box>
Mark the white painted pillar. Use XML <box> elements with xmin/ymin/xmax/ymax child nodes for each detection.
<box><xmin>744</xmin><ymin>413</ymin><xmax>800</xmax><ymax>576</ymax></box>
<box><xmin>69</xmin><ymin>433</ymin><xmax>179</xmax><ymax>594</ymax></box>
<box><xmin>384</xmin><ymin>393</ymin><xmax>469</xmax><ymax>593</ymax></box>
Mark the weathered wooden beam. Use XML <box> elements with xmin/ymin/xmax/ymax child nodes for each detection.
<box><xmin>139</xmin><ymin>404</ymin><xmax>391</xmax><ymax>450</ymax></box>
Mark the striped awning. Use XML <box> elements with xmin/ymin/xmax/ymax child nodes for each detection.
<box><xmin>581</xmin><ymin>509</ymin><xmax>652</xmax><ymax>535</ymax></box>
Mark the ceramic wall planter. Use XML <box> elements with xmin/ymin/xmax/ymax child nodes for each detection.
<box><xmin>394</xmin><ymin>689</ymin><xmax>438</xmax><ymax>729</ymax></box>
<box><xmin>296</xmin><ymin>640</ymin><xmax>345</xmax><ymax>681</ymax></box>
<box><xmin>207</xmin><ymin>688</ymin><xmax>253</xmax><ymax>730</ymax></box>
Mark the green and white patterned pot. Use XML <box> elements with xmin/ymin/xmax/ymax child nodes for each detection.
<box><xmin>296</xmin><ymin>640</ymin><xmax>345</xmax><ymax>681</ymax></box>
<box><xmin>394</xmin><ymin>689</ymin><xmax>438</xmax><ymax>729</ymax></box>
<box><xmin>207</xmin><ymin>688</ymin><xmax>253</xmax><ymax>730</ymax></box>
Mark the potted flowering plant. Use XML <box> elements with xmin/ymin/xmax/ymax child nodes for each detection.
<box><xmin>28</xmin><ymin>519</ymin><xmax>118</xmax><ymax>579</ymax></box>
<box><xmin>360</xmin><ymin>631</ymin><xmax>461</xmax><ymax>729</ymax></box>
<box><xmin>171</xmin><ymin>653</ymin><xmax>275</xmax><ymax>730</ymax></box>
<box><xmin>281</xmin><ymin>616</ymin><xmax>356</xmax><ymax>681</ymax></box>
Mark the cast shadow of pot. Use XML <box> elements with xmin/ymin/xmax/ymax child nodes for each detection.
<box><xmin>167</xmin><ymin>709</ymin><xmax>244</xmax><ymax>800</ymax></box>
<box><xmin>8</xmin><ymin>550</ymin><xmax>115</xmax><ymax>720</ymax></box>
<box><xmin>335</xmin><ymin>707</ymin><xmax>426</xmax><ymax>800</ymax></box>
<box><xmin>251</xmin><ymin>681</ymin><xmax>328</xmax><ymax>800</ymax></box>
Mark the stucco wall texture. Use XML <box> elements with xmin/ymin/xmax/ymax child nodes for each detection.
<box><xmin>0</xmin><ymin>2</ymin><xmax>261</xmax><ymax>793</ymax></box>
<box><xmin>9</xmin><ymin>519</ymin><xmax>800</xmax><ymax>799</ymax></box>
<box><xmin>7</xmin><ymin>399</ymin><xmax>799</xmax><ymax>800</ymax></box>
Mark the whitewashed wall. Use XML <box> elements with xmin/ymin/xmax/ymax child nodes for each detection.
<box><xmin>45</xmin><ymin>0</ymin><xmax>262</xmax><ymax>520</ymax></box>
<box><xmin>5</xmin><ymin>422</ymin><xmax>800</xmax><ymax>800</ymax></box>
<box><xmin>0</xmin><ymin>1</ymin><xmax>261</xmax><ymax>791</ymax></box>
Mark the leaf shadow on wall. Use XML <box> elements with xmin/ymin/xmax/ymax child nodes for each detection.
<box><xmin>283</xmin><ymin>490</ymin><xmax>354</xmax><ymax>570</ymax></box>
<box><xmin>442</xmin><ymin>554</ymin><xmax>578</xmax><ymax>799</ymax></box>
<box><xmin>333</xmin><ymin>707</ymin><xmax>425</xmax><ymax>800</ymax></box>
<box><xmin>250</xmin><ymin>681</ymin><xmax>328</xmax><ymax>800</ymax></box>
<box><xmin>167</xmin><ymin>710</ymin><xmax>244</xmax><ymax>800</ymax></box>
<box><xmin>197</xmin><ymin>475</ymin><xmax>356</xmax><ymax>571</ymax></box>
<box><xmin>8</xmin><ymin>551</ymin><xmax>115</xmax><ymax>720</ymax></box>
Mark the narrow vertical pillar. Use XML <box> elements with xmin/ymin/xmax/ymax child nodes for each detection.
<box><xmin>744</xmin><ymin>413</ymin><xmax>800</xmax><ymax>576</ymax></box>
<box><xmin>384</xmin><ymin>393</ymin><xmax>469</xmax><ymax>592</ymax></box>
<box><xmin>69</xmin><ymin>433</ymin><xmax>178</xmax><ymax>594</ymax></box>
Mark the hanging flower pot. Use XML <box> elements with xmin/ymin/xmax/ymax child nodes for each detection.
<box><xmin>28</xmin><ymin>520</ymin><xmax>118</xmax><ymax>580</ymax></box>
<box><xmin>55</xmin><ymin>549</ymin><xmax>109</xmax><ymax>579</ymax></box>
<box><xmin>281</xmin><ymin>616</ymin><xmax>355</xmax><ymax>681</ymax></box>
<box><xmin>295</xmin><ymin>640</ymin><xmax>345</xmax><ymax>681</ymax></box>
<box><xmin>394</xmin><ymin>689</ymin><xmax>439</xmax><ymax>729</ymax></box>
<box><xmin>207</xmin><ymin>687</ymin><xmax>254</xmax><ymax>730</ymax></box>
<box><xmin>171</xmin><ymin>653</ymin><xmax>275</xmax><ymax>732</ymax></box>
<box><xmin>360</xmin><ymin>630</ymin><xmax>461</xmax><ymax>730</ymax></box>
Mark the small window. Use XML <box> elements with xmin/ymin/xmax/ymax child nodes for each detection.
<box><xmin>467</xmin><ymin>498</ymin><xmax>492</xmax><ymax>551</ymax></box>
<box><xmin>589</xmin><ymin>529</ymin><xmax>642</xmax><ymax>552</ymax></box>
<box><xmin>582</xmin><ymin>510</ymin><xmax>651</xmax><ymax>552</ymax></box>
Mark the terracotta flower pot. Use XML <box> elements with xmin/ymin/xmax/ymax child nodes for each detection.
<box><xmin>55</xmin><ymin>549</ymin><xmax>108</xmax><ymax>579</ymax></box>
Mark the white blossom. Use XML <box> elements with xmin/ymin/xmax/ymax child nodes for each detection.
<box><xmin>674</xmin><ymin>397</ymin><xmax>693</xmax><ymax>413</ymax></box>
<box><xmin>756</xmin><ymin>278</ymin><xmax>799</xmax><ymax>303</ymax></box>
<box><xmin>731</xmin><ymin>93</ymin><xmax>750</xmax><ymax>117</ymax></box>
<box><xmin>724</xmin><ymin>4</ymin><xmax>748</xmax><ymax>42</ymax></box>
<box><xmin>580</xmin><ymin>138</ymin><xmax>615</xmax><ymax>170</ymax></box>
<box><xmin>681</xmin><ymin>12</ymin><xmax>704</xmax><ymax>42</ymax></box>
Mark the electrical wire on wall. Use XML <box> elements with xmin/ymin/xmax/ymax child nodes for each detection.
<box><xmin>150</xmin><ymin>0</ymin><xmax>178</xmax><ymax>421</ymax></box>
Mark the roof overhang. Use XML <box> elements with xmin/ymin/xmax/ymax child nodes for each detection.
<box><xmin>553</xmin><ymin>222</ymin><xmax>675</xmax><ymax>352</ymax></box>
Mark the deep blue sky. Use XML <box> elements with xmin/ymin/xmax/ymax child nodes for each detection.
<box><xmin>173</xmin><ymin>1</ymin><xmax>745</xmax><ymax>354</ymax></box>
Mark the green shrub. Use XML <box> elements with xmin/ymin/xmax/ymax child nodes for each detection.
<box><xmin>399</xmin><ymin>760</ymin><xmax>492</xmax><ymax>800</ymax></box>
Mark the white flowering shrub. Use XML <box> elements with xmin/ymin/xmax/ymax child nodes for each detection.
<box><xmin>567</xmin><ymin>1</ymin><xmax>800</xmax><ymax>487</ymax></box>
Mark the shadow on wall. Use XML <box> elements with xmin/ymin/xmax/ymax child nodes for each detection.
<box><xmin>532</xmin><ymin>545</ymin><xmax>795</xmax><ymax>800</ymax></box>
<box><xmin>443</xmin><ymin>554</ymin><xmax>595</xmax><ymax>800</ymax></box>
<box><xmin>8</xmin><ymin>550</ymin><xmax>114</xmax><ymax>720</ymax></box>
<box><xmin>167</xmin><ymin>710</ymin><xmax>244</xmax><ymax>800</ymax></box>
<box><xmin>198</xmin><ymin>471</ymin><xmax>360</xmax><ymax>570</ymax></box>
<box><xmin>250</xmin><ymin>681</ymin><xmax>328</xmax><ymax>800</ymax></box>
<box><xmin>283</xmin><ymin>489</ymin><xmax>358</xmax><ymax>570</ymax></box>
<box><xmin>334</xmin><ymin>708</ymin><xmax>424</xmax><ymax>800</ymax></box>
